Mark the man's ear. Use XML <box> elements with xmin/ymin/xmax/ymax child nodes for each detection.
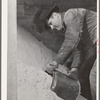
<box><xmin>52</xmin><ymin>12</ymin><xmax>57</xmax><ymax>16</ymax></box>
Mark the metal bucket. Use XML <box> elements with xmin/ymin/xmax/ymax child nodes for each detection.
<box><xmin>51</xmin><ymin>71</ymin><xmax>81</xmax><ymax>100</ymax></box>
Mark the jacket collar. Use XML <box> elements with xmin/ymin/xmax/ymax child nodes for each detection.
<box><xmin>61</xmin><ymin>12</ymin><xmax>65</xmax><ymax>23</ymax></box>
<box><xmin>61</xmin><ymin>12</ymin><xmax>66</xmax><ymax>33</ymax></box>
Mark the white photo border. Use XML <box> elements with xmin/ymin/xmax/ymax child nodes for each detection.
<box><xmin>1</xmin><ymin>0</ymin><xmax>99</xmax><ymax>100</ymax></box>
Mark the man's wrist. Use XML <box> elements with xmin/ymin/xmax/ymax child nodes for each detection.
<box><xmin>50</xmin><ymin>60</ymin><xmax>58</xmax><ymax>66</ymax></box>
<box><xmin>52</xmin><ymin>60</ymin><xmax>58</xmax><ymax>65</ymax></box>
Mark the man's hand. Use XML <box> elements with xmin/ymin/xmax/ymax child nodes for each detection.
<box><xmin>45</xmin><ymin>60</ymin><xmax>58</xmax><ymax>75</ymax></box>
<box><xmin>67</xmin><ymin>68</ymin><xmax>78</xmax><ymax>80</ymax></box>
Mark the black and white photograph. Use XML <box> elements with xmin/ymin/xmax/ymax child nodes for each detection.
<box><xmin>1</xmin><ymin>0</ymin><xmax>99</xmax><ymax>100</ymax></box>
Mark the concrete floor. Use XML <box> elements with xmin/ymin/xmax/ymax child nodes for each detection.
<box><xmin>17</xmin><ymin>26</ymin><xmax>87</xmax><ymax>100</ymax></box>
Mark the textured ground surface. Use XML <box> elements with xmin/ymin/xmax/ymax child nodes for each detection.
<box><xmin>17</xmin><ymin>26</ymin><xmax>63</xmax><ymax>100</ymax></box>
<box><xmin>17</xmin><ymin>61</ymin><xmax>63</xmax><ymax>100</ymax></box>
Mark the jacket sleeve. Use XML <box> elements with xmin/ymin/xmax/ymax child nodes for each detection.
<box><xmin>71</xmin><ymin>46</ymin><xmax>85</xmax><ymax>69</ymax></box>
<box><xmin>54</xmin><ymin>9</ymin><xmax>81</xmax><ymax>64</ymax></box>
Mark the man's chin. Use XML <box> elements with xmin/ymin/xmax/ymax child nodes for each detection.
<box><xmin>54</xmin><ymin>28</ymin><xmax>63</xmax><ymax>32</ymax></box>
<box><xmin>56</xmin><ymin>28</ymin><xmax>63</xmax><ymax>31</ymax></box>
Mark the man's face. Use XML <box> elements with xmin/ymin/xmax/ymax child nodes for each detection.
<box><xmin>47</xmin><ymin>12</ymin><xmax>62</xmax><ymax>30</ymax></box>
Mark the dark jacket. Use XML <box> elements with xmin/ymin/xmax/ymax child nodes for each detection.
<box><xmin>54</xmin><ymin>8</ymin><xmax>97</xmax><ymax>69</ymax></box>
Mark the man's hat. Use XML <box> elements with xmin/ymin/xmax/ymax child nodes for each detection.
<box><xmin>40</xmin><ymin>6</ymin><xmax>59</xmax><ymax>29</ymax></box>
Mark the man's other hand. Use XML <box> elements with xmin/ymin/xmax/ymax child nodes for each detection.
<box><xmin>67</xmin><ymin>68</ymin><xmax>78</xmax><ymax>80</ymax></box>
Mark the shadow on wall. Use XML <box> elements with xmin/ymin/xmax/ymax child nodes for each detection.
<box><xmin>17</xmin><ymin>0</ymin><xmax>96</xmax><ymax>52</ymax></box>
<box><xmin>17</xmin><ymin>4</ymin><xmax>65</xmax><ymax>52</ymax></box>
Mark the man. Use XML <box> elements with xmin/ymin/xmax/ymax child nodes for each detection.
<box><xmin>40</xmin><ymin>6</ymin><xmax>97</xmax><ymax>100</ymax></box>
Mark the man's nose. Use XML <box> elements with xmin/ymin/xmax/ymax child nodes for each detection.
<box><xmin>50</xmin><ymin>25</ymin><xmax>54</xmax><ymax>29</ymax></box>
